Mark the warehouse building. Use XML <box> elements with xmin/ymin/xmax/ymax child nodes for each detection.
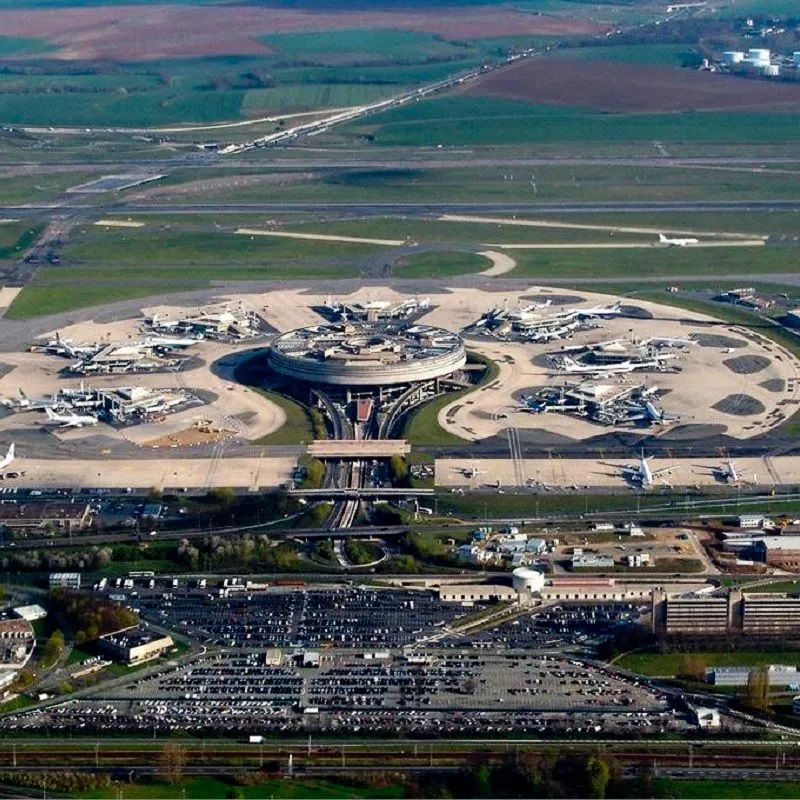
<box><xmin>0</xmin><ymin>502</ymin><xmax>92</xmax><ymax>533</ymax></box>
<box><xmin>98</xmin><ymin>626</ymin><xmax>174</xmax><ymax>666</ymax></box>
<box><xmin>706</xmin><ymin>664</ymin><xmax>799</xmax><ymax>687</ymax></box>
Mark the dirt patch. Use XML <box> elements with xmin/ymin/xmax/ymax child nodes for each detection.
<box><xmin>0</xmin><ymin>6</ymin><xmax>605</xmax><ymax>61</ymax></box>
<box><xmin>692</xmin><ymin>333</ymin><xmax>748</xmax><ymax>349</ymax></box>
<box><xmin>130</xmin><ymin>172</ymin><xmax>317</xmax><ymax>201</ymax></box>
<box><xmin>723</xmin><ymin>354</ymin><xmax>771</xmax><ymax>374</ymax></box>
<box><xmin>464</xmin><ymin>56</ymin><xmax>800</xmax><ymax>112</ymax></box>
<box><xmin>712</xmin><ymin>394</ymin><xmax>766</xmax><ymax>416</ymax></box>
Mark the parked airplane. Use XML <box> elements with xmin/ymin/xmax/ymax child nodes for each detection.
<box><xmin>0</xmin><ymin>443</ymin><xmax>15</xmax><ymax>471</ymax></box>
<box><xmin>719</xmin><ymin>459</ymin><xmax>742</xmax><ymax>483</ymax></box>
<box><xmin>2</xmin><ymin>389</ymin><xmax>56</xmax><ymax>411</ymax></box>
<box><xmin>457</xmin><ymin>462</ymin><xmax>487</xmax><ymax>479</ymax></box>
<box><xmin>556</xmin><ymin>355</ymin><xmax>672</xmax><ymax>376</ymax></box>
<box><xmin>620</xmin><ymin>451</ymin><xmax>674</xmax><ymax>488</ymax></box>
<box><xmin>44</xmin><ymin>407</ymin><xmax>98</xmax><ymax>428</ymax></box>
<box><xmin>658</xmin><ymin>233</ymin><xmax>699</xmax><ymax>247</ymax></box>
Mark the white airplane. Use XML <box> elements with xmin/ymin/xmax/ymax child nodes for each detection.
<box><xmin>658</xmin><ymin>233</ymin><xmax>699</xmax><ymax>247</ymax></box>
<box><xmin>0</xmin><ymin>443</ymin><xmax>15</xmax><ymax>471</ymax></box>
<box><xmin>48</xmin><ymin>332</ymin><xmax>98</xmax><ymax>358</ymax></box>
<box><xmin>719</xmin><ymin>459</ymin><xmax>742</xmax><ymax>483</ymax></box>
<box><xmin>457</xmin><ymin>462</ymin><xmax>486</xmax><ymax>479</ymax></box>
<box><xmin>556</xmin><ymin>356</ymin><xmax>672</xmax><ymax>376</ymax></box>
<box><xmin>138</xmin><ymin>335</ymin><xmax>199</xmax><ymax>349</ymax></box>
<box><xmin>620</xmin><ymin>451</ymin><xmax>674</xmax><ymax>488</ymax></box>
<box><xmin>3</xmin><ymin>388</ymin><xmax>56</xmax><ymax>411</ymax></box>
<box><xmin>44</xmin><ymin>407</ymin><xmax>98</xmax><ymax>428</ymax></box>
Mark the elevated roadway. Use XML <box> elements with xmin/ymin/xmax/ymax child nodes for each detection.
<box><xmin>308</xmin><ymin>439</ymin><xmax>410</xmax><ymax>458</ymax></box>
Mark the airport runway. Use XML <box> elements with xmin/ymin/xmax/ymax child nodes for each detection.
<box><xmin>9</xmin><ymin>200</ymin><xmax>800</xmax><ymax>216</ymax></box>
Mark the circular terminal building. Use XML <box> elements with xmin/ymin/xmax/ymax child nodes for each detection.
<box><xmin>269</xmin><ymin>322</ymin><xmax>466</xmax><ymax>387</ymax></box>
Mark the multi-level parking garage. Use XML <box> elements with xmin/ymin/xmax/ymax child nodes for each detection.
<box><xmin>268</xmin><ymin>322</ymin><xmax>466</xmax><ymax>389</ymax></box>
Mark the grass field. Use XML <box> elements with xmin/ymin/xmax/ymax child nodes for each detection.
<box><xmin>0</xmin><ymin>34</ymin><xmax>52</xmax><ymax>56</ymax></box>
<box><xmin>0</xmin><ymin>220</ymin><xmax>42</xmax><ymax>259</ymax></box>
<box><xmin>393</xmin><ymin>250</ymin><xmax>490</xmax><ymax>278</ymax></box>
<box><xmin>510</xmin><ymin>244</ymin><xmax>800</xmax><ymax>280</ymax></box>
<box><xmin>0</xmin><ymin>170</ymin><xmax>99</xmax><ymax>204</ymax></box>
<box><xmin>341</xmin><ymin>96</ymin><xmax>800</xmax><ymax>146</ymax></box>
<box><xmin>616</xmin><ymin>649</ymin><xmax>800</xmax><ymax>676</ymax></box>
<box><xmin>552</xmin><ymin>42</ymin><xmax>701</xmax><ymax>67</ymax></box>
<box><xmin>165</xmin><ymin>162</ymin><xmax>800</xmax><ymax>205</ymax></box>
<box><xmin>251</xmin><ymin>389</ymin><xmax>315</xmax><ymax>446</ymax></box>
<box><xmin>3</xmin><ymin>222</ymin><xmax>376</xmax><ymax>318</ymax></box>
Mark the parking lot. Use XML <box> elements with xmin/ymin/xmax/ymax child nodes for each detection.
<box><xmin>0</xmin><ymin>648</ymin><xmax>686</xmax><ymax>737</ymax></box>
<box><xmin>132</xmin><ymin>586</ymin><xmax>467</xmax><ymax>649</ymax></box>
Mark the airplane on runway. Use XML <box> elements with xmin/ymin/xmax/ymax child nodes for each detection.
<box><xmin>658</xmin><ymin>233</ymin><xmax>699</xmax><ymax>247</ymax></box>
<box><xmin>44</xmin><ymin>407</ymin><xmax>98</xmax><ymax>428</ymax></box>
<box><xmin>620</xmin><ymin>450</ymin><xmax>675</xmax><ymax>488</ymax></box>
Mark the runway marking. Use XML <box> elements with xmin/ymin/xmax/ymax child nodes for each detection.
<box><xmin>484</xmin><ymin>240</ymin><xmax>766</xmax><ymax>250</ymax></box>
<box><xmin>94</xmin><ymin>219</ymin><xmax>145</xmax><ymax>228</ymax></box>
<box><xmin>439</xmin><ymin>213</ymin><xmax>766</xmax><ymax>240</ymax></box>
<box><xmin>235</xmin><ymin>228</ymin><xmax>405</xmax><ymax>246</ymax></box>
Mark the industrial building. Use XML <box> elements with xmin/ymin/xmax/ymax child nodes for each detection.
<box><xmin>98</xmin><ymin>626</ymin><xmax>174</xmax><ymax>666</ymax></box>
<box><xmin>49</xmin><ymin>572</ymin><xmax>82</xmax><ymax>590</ymax></box>
<box><xmin>706</xmin><ymin>665</ymin><xmax>799</xmax><ymax>687</ymax></box>
<box><xmin>0</xmin><ymin>502</ymin><xmax>92</xmax><ymax>534</ymax></box>
<box><xmin>519</xmin><ymin>381</ymin><xmax>674</xmax><ymax>427</ymax></box>
<box><xmin>654</xmin><ymin>590</ymin><xmax>800</xmax><ymax>639</ymax></box>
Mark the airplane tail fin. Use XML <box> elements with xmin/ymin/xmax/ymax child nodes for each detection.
<box><xmin>658</xmin><ymin>233</ymin><xmax>667</xmax><ymax>243</ymax></box>
<box><xmin>3</xmin><ymin>443</ymin><xmax>14</xmax><ymax>465</ymax></box>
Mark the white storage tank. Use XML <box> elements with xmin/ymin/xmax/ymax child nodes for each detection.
<box><xmin>723</xmin><ymin>50</ymin><xmax>745</xmax><ymax>65</ymax></box>
<box><xmin>747</xmin><ymin>48</ymin><xmax>771</xmax><ymax>66</ymax></box>
<box><xmin>512</xmin><ymin>567</ymin><xmax>545</xmax><ymax>594</ymax></box>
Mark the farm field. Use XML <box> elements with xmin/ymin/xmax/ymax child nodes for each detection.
<box><xmin>463</xmin><ymin>55</ymin><xmax>800</xmax><ymax>112</ymax></box>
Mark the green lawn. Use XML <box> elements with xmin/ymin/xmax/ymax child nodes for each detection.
<box><xmin>341</xmin><ymin>96</ymin><xmax>800</xmax><ymax>147</ymax></box>
<box><xmin>168</xmin><ymin>163</ymin><xmax>800</xmax><ymax>205</ymax></box>
<box><xmin>616</xmin><ymin>649</ymin><xmax>800</xmax><ymax>677</ymax></box>
<box><xmin>403</xmin><ymin>353</ymin><xmax>498</xmax><ymax>446</ymax></box>
<box><xmin>251</xmin><ymin>390</ymin><xmax>315</xmax><ymax>446</ymax></box>
<box><xmin>0</xmin><ymin>221</ymin><xmax>42</xmax><ymax>259</ymax></box>
<box><xmin>393</xmin><ymin>250</ymin><xmax>490</xmax><ymax>278</ymax></box>
<box><xmin>0</xmin><ymin>170</ymin><xmax>98</xmax><ymax>204</ymax></box>
<box><xmin>510</xmin><ymin>244</ymin><xmax>800</xmax><ymax>280</ymax></box>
